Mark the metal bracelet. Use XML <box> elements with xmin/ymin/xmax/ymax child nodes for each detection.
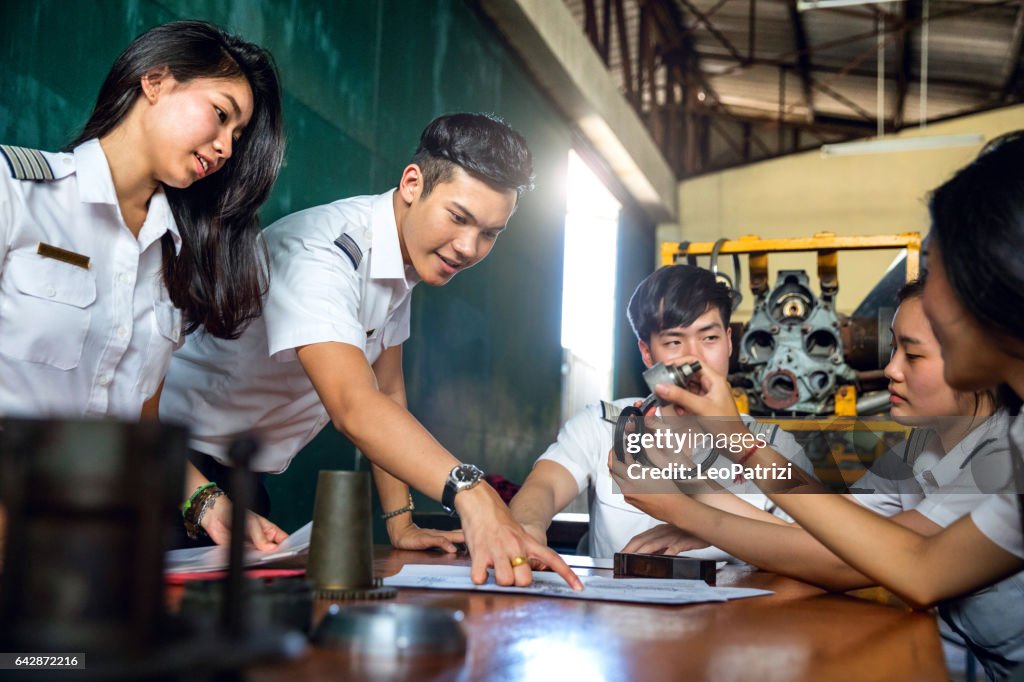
<box><xmin>381</xmin><ymin>494</ymin><xmax>415</xmax><ymax>521</ymax></box>
<box><xmin>183</xmin><ymin>486</ymin><xmax>225</xmax><ymax>540</ymax></box>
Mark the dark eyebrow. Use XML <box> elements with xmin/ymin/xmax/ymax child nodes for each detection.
<box><xmin>896</xmin><ymin>334</ymin><xmax>923</xmax><ymax>346</ymax></box>
<box><xmin>659</xmin><ymin>322</ymin><xmax>722</xmax><ymax>338</ymax></box>
<box><xmin>450</xmin><ymin>201</ymin><xmax>478</xmax><ymax>225</ymax></box>
<box><xmin>450</xmin><ymin>201</ymin><xmax>505</xmax><ymax>231</ymax></box>
<box><xmin>221</xmin><ymin>92</ymin><xmax>242</xmax><ymax>118</ymax></box>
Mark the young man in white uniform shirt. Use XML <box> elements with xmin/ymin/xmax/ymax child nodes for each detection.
<box><xmin>162</xmin><ymin>114</ymin><xmax>582</xmax><ymax>590</ymax></box>
<box><xmin>510</xmin><ymin>265</ymin><xmax>816</xmax><ymax>559</ymax></box>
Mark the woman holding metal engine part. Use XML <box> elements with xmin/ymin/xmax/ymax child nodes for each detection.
<box><xmin>610</xmin><ymin>132</ymin><xmax>1024</xmax><ymax>680</ymax></box>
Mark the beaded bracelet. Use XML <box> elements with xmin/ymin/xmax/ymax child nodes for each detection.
<box><xmin>181</xmin><ymin>481</ymin><xmax>217</xmax><ymax>517</ymax></box>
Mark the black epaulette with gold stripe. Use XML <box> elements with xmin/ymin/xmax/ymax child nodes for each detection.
<box><xmin>1</xmin><ymin>144</ymin><xmax>55</xmax><ymax>181</ymax></box>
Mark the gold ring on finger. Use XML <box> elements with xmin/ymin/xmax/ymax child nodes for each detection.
<box><xmin>510</xmin><ymin>555</ymin><xmax>527</xmax><ymax>567</ymax></box>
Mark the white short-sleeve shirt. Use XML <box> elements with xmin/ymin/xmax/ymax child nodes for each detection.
<box><xmin>0</xmin><ymin>140</ymin><xmax>182</xmax><ymax>420</ymax></box>
<box><xmin>851</xmin><ymin>413</ymin><xmax>1015</xmax><ymax>527</ymax></box>
<box><xmin>971</xmin><ymin>413</ymin><xmax>1024</xmax><ymax>560</ymax></box>
<box><xmin>536</xmin><ymin>397</ymin><xmax>817</xmax><ymax>558</ymax></box>
<box><xmin>160</xmin><ymin>190</ymin><xmax>418</xmax><ymax>472</ymax></box>
<box><xmin>848</xmin><ymin>413</ymin><xmax>1023</xmax><ymax>679</ymax></box>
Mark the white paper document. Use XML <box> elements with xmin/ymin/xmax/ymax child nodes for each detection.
<box><xmin>382</xmin><ymin>564</ymin><xmax>772</xmax><ymax>605</ymax></box>
<box><xmin>164</xmin><ymin>521</ymin><xmax>312</xmax><ymax>574</ymax></box>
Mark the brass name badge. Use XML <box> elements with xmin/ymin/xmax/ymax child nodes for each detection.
<box><xmin>37</xmin><ymin>242</ymin><xmax>90</xmax><ymax>270</ymax></box>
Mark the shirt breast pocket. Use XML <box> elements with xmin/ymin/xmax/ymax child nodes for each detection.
<box><xmin>136</xmin><ymin>298</ymin><xmax>183</xmax><ymax>397</ymax></box>
<box><xmin>0</xmin><ymin>254</ymin><xmax>96</xmax><ymax>370</ymax></box>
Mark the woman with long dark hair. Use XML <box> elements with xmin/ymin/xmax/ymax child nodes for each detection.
<box><xmin>0</xmin><ymin>20</ymin><xmax>285</xmax><ymax>546</ymax></box>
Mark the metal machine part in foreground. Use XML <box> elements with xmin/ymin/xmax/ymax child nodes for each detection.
<box><xmin>307</xmin><ymin>470</ymin><xmax>397</xmax><ymax>600</ymax></box>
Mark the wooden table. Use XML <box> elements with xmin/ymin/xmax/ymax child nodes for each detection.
<box><xmin>245</xmin><ymin>548</ymin><xmax>946</xmax><ymax>682</ymax></box>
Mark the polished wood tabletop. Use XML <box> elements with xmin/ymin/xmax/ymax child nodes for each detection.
<box><xmin>245</xmin><ymin>547</ymin><xmax>947</xmax><ymax>682</ymax></box>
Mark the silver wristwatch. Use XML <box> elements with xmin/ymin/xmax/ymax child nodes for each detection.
<box><xmin>440</xmin><ymin>463</ymin><xmax>484</xmax><ymax>516</ymax></box>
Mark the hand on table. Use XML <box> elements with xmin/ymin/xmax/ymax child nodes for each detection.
<box><xmin>456</xmin><ymin>483</ymin><xmax>583</xmax><ymax>591</ymax></box>
<box><xmin>387</xmin><ymin>520</ymin><xmax>464</xmax><ymax>553</ymax></box>
<box><xmin>202</xmin><ymin>495</ymin><xmax>289</xmax><ymax>551</ymax></box>
<box><xmin>622</xmin><ymin>523</ymin><xmax>710</xmax><ymax>555</ymax></box>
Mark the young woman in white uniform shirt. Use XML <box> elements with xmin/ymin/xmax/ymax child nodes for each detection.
<box><xmin>0</xmin><ymin>21</ymin><xmax>285</xmax><ymax>544</ymax></box>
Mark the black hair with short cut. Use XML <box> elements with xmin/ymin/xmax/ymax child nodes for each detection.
<box><xmin>67</xmin><ymin>20</ymin><xmax>284</xmax><ymax>339</ymax></box>
<box><xmin>409</xmin><ymin>113</ymin><xmax>534</xmax><ymax>199</ymax></box>
<box><xmin>896</xmin><ymin>278</ymin><xmax>926</xmax><ymax>304</ymax></box>
<box><xmin>627</xmin><ymin>264</ymin><xmax>733</xmax><ymax>344</ymax></box>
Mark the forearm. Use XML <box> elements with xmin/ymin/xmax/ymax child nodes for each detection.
<box><xmin>509</xmin><ymin>483</ymin><xmax>561</xmax><ymax>535</ymax></box>
<box><xmin>371</xmin><ymin>462</ymin><xmax>417</xmax><ymax>540</ymax></box>
<box><xmin>332</xmin><ymin>392</ymin><xmax>460</xmax><ymax>501</ymax></box>
<box><xmin>692</xmin><ymin>491</ymin><xmax>790</xmax><ymax>526</ymax></box>
<box><xmin>757</xmin><ymin>490</ymin><xmax>1020</xmax><ymax>606</ymax></box>
<box><xmin>183</xmin><ymin>461</ymin><xmax>211</xmax><ymax>500</ymax></box>
<box><xmin>509</xmin><ymin>461</ymin><xmax>581</xmax><ymax>537</ymax></box>
<box><xmin>671</xmin><ymin>498</ymin><xmax>874</xmax><ymax>591</ymax></box>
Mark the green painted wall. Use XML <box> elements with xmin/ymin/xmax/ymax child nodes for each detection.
<box><xmin>0</xmin><ymin>0</ymin><xmax>651</xmax><ymax>536</ymax></box>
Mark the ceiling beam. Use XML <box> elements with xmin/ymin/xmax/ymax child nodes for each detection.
<box><xmin>698</xmin><ymin>52</ymin><xmax>999</xmax><ymax>96</ymax></box>
<box><xmin>786</xmin><ymin>0</ymin><xmax>816</xmax><ymax>123</ymax></box>
<box><xmin>893</xmin><ymin>0</ymin><xmax>919</xmax><ymax>129</ymax></box>
<box><xmin>1000</xmin><ymin>3</ymin><xmax>1024</xmax><ymax>101</ymax></box>
<box><xmin>674</xmin><ymin>0</ymin><xmax>747</xmax><ymax>66</ymax></box>
<box><xmin>712</xmin><ymin>0</ymin><xmax>1016</xmax><ymax>79</ymax></box>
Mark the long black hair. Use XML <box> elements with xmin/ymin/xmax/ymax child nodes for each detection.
<box><xmin>66</xmin><ymin>20</ymin><xmax>284</xmax><ymax>339</ymax></box>
<box><xmin>928</xmin><ymin>131</ymin><xmax>1024</xmax><ymax>354</ymax></box>
<box><xmin>928</xmin><ymin>130</ymin><xmax>1024</xmax><ymax>543</ymax></box>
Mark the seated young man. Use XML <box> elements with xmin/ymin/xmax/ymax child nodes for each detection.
<box><xmin>510</xmin><ymin>264</ymin><xmax>816</xmax><ymax>558</ymax></box>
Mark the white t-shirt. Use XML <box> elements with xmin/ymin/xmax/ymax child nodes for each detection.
<box><xmin>0</xmin><ymin>140</ymin><xmax>182</xmax><ymax>419</ymax></box>
<box><xmin>160</xmin><ymin>190</ymin><xmax>418</xmax><ymax>472</ymax></box>
<box><xmin>536</xmin><ymin>397</ymin><xmax>817</xmax><ymax>559</ymax></box>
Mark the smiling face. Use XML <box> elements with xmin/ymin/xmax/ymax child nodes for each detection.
<box><xmin>884</xmin><ymin>296</ymin><xmax>977</xmax><ymax>421</ymax></box>
<box><xmin>395</xmin><ymin>164</ymin><xmax>517</xmax><ymax>286</ymax></box>
<box><xmin>638</xmin><ymin>305</ymin><xmax>732</xmax><ymax>379</ymax></box>
<box><xmin>139</xmin><ymin>72</ymin><xmax>253</xmax><ymax>189</ymax></box>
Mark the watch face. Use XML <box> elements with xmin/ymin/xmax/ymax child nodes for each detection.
<box><xmin>453</xmin><ymin>464</ymin><xmax>482</xmax><ymax>483</ymax></box>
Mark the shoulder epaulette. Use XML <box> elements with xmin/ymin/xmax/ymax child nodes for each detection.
<box><xmin>599</xmin><ymin>401</ymin><xmax>623</xmax><ymax>424</ymax></box>
<box><xmin>1</xmin><ymin>145</ymin><xmax>55</xmax><ymax>181</ymax></box>
<box><xmin>334</xmin><ymin>233</ymin><xmax>363</xmax><ymax>269</ymax></box>
<box><xmin>902</xmin><ymin>428</ymin><xmax>927</xmax><ymax>463</ymax></box>
<box><xmin>742</xmin><ymin>418</ymin><xmax>779</xmax><ymax>446</ymax></box>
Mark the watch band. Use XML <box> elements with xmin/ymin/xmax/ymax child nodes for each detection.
<box><xmin>441</xmin><ymin>477</ymin><xmax>459</xmax><ymax>515</ymax></box>
<box><xmin>441</xmin><ymin>464</ymin><xmax>484</xmax><ymax>516</ymax></box>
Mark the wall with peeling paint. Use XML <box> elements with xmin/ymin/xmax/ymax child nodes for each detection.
<box><xmin>0</xmin><ymin>0</ymin><xmax>654</xmax><ymax>535</ymax></box>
